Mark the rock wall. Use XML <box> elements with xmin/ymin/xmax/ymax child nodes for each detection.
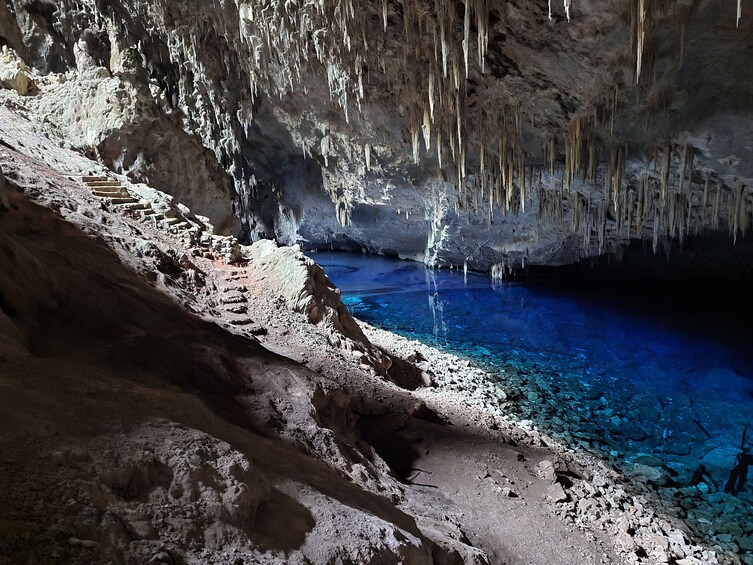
<box><xmin>0</xmin><ymin>0</ymin><xmax>751</xmax><ymax>270</ymax></box>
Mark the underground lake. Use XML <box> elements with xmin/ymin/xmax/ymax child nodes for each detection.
<box><xmin>313</xmin><ymin>250</ymin><xmax>753</xmax><ymax>533</ymax></box>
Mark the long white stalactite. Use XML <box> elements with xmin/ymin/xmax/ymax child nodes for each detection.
<box><xmin>636</xmin><ymin>0</ymin><xmax>647</xmax><ymax>83</ymax></box>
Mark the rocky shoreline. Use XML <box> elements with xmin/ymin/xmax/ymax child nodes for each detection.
<box><xmin>360</xmin><ymin>322</ymin><xmax>746</xmax><ymax>565</ymax></box>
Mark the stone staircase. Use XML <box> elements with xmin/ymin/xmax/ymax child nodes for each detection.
<box><xmin>80</xmin><ymin>174</ymin><xmax>243</xmax><ymax>263</ymax></box>
<box><xmin>215</xmin><ymin>269</ymin><xmax>266</xmax><ymax>335</ymax></box>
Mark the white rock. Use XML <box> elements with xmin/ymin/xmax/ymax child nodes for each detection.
<box><xmin>547</xmin><ymin>483</ymin><xmax>568</xmax><ymax>503</ymax></box>
<box><xmin>0</xmin><ymin>47</ymin><xmax>32</xmax><ymax>96</ymax></box>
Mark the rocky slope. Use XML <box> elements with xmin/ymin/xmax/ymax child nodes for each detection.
<box><xmin>0</xmin><ymin>0</ymin><xmax>751</xmax><ymax>272</ymax></box>
<box><xmin>0</xmin><ymin>98</ymin><xmax>623</xmax><ymax>565</ymax></box>
<box><xmin>7</xmin><ymin>93</ymin><xmax>746</xmax><ymax>564</ymax></box>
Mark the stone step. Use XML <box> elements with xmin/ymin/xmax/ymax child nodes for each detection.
<box><xmin>81</xmin><ymin>176</ymin><xmax>111</xmax><ymax>183</ymax></box>
<box><xmin>92</xmin><ymin>190</ymin><xmax>129</xmax><ymax>198</ymax></box>
<box><xmin>248</xmin><ymin>324</ymin><xmax>268</xmax><ymax>336</ymax></box>
<box><xmin>85</xmin><ymin>179</ymin><xmax>121</xmax><ymax>185</ymax></box>
<box><xmin>220</xmin><ymin>293</ymin><xmax>247</xmax><ymax>305</ymax></box>
<box><xmin>224</xmin><ymin>304</ymin><xmax>248</xmax><ymax>315</ymax></box>
<box><xmin>163</xmin><ymin>216</ymin><xmax>183</xmax><ymax>225</ymax></box>
<box><xmin>114</xmin><ymin>202</ymin><xmax>149</xmax><ymax>211</ymax></box>
<box><xmin>86</xmin><ymin>182</ymin><xmax>123</xmax><ymax>189</ymax></box>
<box><xmin>107</xmin><ymin>197</ymin><xmax>139</xmax><ymax>205</ymax></box>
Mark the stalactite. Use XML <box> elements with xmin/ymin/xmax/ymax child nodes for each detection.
<box><xmin>519</xmin><ymin>150</ymin><xmax>526</xmax><ymax>212</ymax></box>
<box><xmin>320</xmin><ymin>134</ymin><xmax>331</xmax><ymax>167</ymax></box>
<box><xmin>685</xmin><ymin>183</ymin><xmax>693</xmax><ymax>237</ymax></box>
<box><xmin>440</xmin><ymin>8</ymin><xmax>448</xmax><ymax>78</ymax></box>
<box><xmin>740</xmin><ymin>185</ymin><xmax>750</xmax><ymax>239</ymax></box>
<box><xmin>463</xmin><ymin>0</ymin><xmax>470</xmax><ymax>79</ymax></box>
<box><xmin>428</xmin><ymin>70</ymin><xmax>435</xmax><ymax>122</ymax></box>
<box><xmin>564</xmin><ymin>0</ymin><xmax>572</xmax><ymax>22</ymax></box>
<box><xmin>700</xmin><ymin>172</ymin><xmax>709</xmax><ymax>227</ymax></box>
<box><xmin>437</xmin><ymin>128</ymin><xmax>443</xmax><ymax>169</ymax></box>
<box><xmin>364</xmin><ymin>143</ymin><xmax>372</xmax><ymax>171</ymax></box>
<box><xmin>587</xmin><ymin>138</ymin><xmax>596</xmax><ymax>185</ymax></box>
<box><xmin>547</xmin><ymin>136</ymin><xmax>556</xmax><ymax>180</ymax></box>
<box><xmin>660</xmin><ymin>144</ymin><xmax>670</xmax><ymax>207</ymax></box>
<box><xmin>548</xmin><ymin>0</ymin><xmax>553</xmax><ymax>21</ymax></box>
<box><xmin>733</xmin><ymin>180</ymin><xmax>745</xmax><ymax>243</ymax></box>
<box><xmin>412</xmin><ymin>120</ymin><xmax>420</xmax><ymax>165</ymax></box>
<box><xmin>713</xmin><ymin>182</ymin><xmax>722</xmax><ymax>229</ymax></box>
<box><xmin>738</xmin><ymin>0</ymin><xmax>743</xmax><ymax>27</ymax></box>
<box><xmin>636</xmin><ymin>0</ymin><xmax>647</xmax><ymax>83</ymax></box>
<box><xmin>612</xmin><ymin>145</ymin><xmax>624</xmax><ymax>214</ymax></box>
<box><xmin>422</xmin><ymin>107</ymin><xmax>431</xmax><ymax>152</ymax></box>
<box><xmin>383</xmin><ymin>0</ymin><xmax>388</xmax><ymax>32</ymax></box>
<box><xmin>637</xmin><ymin>174</ymin><xmax>646</xmax><ymax>235</ymax></box>
<box><xmin>476</xmin><ymin>0</ymin><xmax>489</xmax><ymax>73</ymax></box>
<box><xmin>677</xmin><ymin>144</ymin><xmax>688</xmax><ymax>195</ymax></box>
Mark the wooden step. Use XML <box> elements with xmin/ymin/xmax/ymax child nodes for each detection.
<box><xmin>81</xmin><ymin>176</ymin><xmax>111</xmax><ymax>183</ymax></box>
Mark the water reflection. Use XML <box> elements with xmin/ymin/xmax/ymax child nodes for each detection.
<box><xmin>313</xmin><ymin>251</ymin><xmax>753</xmax><ymax>495</ymax></box>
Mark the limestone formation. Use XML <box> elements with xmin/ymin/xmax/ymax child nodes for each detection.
<box><xmin>0</xmin><ymin>0</ymin><xmax>749</xmax><ymax>273</ymax></box>
<box><xmin>0</xmin><ymin>46</ymin><xmax>33</xmax><ymax>95</ymax></box>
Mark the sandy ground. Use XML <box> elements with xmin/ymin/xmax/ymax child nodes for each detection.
<box><xmin>0</xmin><ymin>101</ymin><xmax>729</xmax><ymax>565</ymax></box>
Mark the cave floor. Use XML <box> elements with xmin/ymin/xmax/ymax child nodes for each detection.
<box><xmin>0</xmin><ymin>104</ymin><xmax>728</xmax><ymax>564</ymax></box>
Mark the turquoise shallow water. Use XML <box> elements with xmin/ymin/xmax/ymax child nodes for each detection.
<box><xmin>312</xmin><ymin>251</ymin><xmax>753</xmax><ymax>489</ymax></box>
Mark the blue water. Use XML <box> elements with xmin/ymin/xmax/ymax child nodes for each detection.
<box><xmin>313</xmin><ymin>251</ymin><xmax>753</xmax><ymax>486</ymax></box>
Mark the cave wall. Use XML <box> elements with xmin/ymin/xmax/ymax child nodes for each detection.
<box><xmin>1</xmin><ymin>0</ymin><xmax>752</xmax><ymax>270</ymax></box>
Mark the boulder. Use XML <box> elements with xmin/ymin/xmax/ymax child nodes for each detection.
<box><xmin>0</xmin><ymin>47</ymin><xmax>33</xmax><ymax>95</ymax></box>
<box><xmin>547</xmin><ymin>483</ymin><xmax>568</xmax><ymax>503</ymax></box>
